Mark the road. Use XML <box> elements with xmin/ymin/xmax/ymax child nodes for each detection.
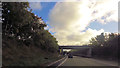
<box><xmin>59</xmin><ymin>56</ymin><xmax>118</xmax><ymax>66</ymax></box>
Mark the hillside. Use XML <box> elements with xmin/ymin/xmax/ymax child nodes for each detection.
<box><xmin>2</xmin><ymin>2</ymin><xmax>60</xmax><ymax>66</ymax></box>
<box><xmin>3</xmin><ymin>35</ymin><xmax>60</xmax><ymax>66</ymax></box>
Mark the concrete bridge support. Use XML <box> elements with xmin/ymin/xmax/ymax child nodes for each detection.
<box><xmin>86</xmin><ymin>48</ymin><xmax>92</xmax><ymax>57</ymax></box>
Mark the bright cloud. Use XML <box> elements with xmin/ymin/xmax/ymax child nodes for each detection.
<box><xmin>30</xmin><ymin>2</ymin><xmax>42</xmax><ymax>10</ymax></box>
<box><xmin>89</xmin><ymin>0</ymin><xmax>118</xmax><ymax>24</ymax></box>
<box><xmin>49</xmin><ymin>0</ymin><xmax>118</xmax><ymax>45</ymax></box>
<box><xmin>54</xmin><ymin>29</ymin><xmax>104</xmax><ymax>45</ymax></box>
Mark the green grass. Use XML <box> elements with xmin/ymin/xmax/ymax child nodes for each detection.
<box><xmin>2</xmin><ymin>36</ymin><xmax>61</xmax><ymax>66</ymax></box>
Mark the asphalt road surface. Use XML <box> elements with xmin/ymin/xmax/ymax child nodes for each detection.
<box><xmin>59</xmin><ymin>56</ymin><xmax>118</xmax><ymax>66</ymax></box>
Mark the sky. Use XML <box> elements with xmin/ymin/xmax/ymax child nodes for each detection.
<box><xmin>29</xmin><ymin>0</ymin><xmax>119</xmax><ymax>45</ymax></box>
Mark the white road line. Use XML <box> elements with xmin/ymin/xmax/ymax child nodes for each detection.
<box><xmin>47</xmin><ymin>57</ymin><xmax>66</xmax><ymax>66</ymax></box>
<box><xmin>56</xmin><ymin>57</ymin><xmax>68</xmax><ymax>68</ymax></box>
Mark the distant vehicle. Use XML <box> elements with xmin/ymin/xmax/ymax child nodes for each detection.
<box><xmin>68</xmin><ymin>53</ymin><xmax>73</xmax><ymax>58</ymax></box>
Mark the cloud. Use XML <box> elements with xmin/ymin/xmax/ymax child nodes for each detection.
<box><xmin>48</xmin><ymin>0</ymin><xmax>118</xmax><ymax>45</ymax></box>
<box><xmin>89</xmin><ymin>0</ymin><xmax>118</xmax><ymax>24</ymax></box>
<box><xmin>30</xmin><ymin>2</ymin><xmax>42</xmax><ymax>10</ymax></box>
<box><xmin>54</xmin><ymin>29</ymin><xmax>104</xmax><ymax>45</ymax></box>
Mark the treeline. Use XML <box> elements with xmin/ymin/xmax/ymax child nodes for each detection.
<box><xmin>89</xmin><ymin>33</ymin><xmax>119</xmax><ymax>60</ymax></box>
<box><xmin>2</xmin><ymin>2</ymin><xmax>59</xmax><ymax>66</ymax></box>
<box><xmin>2</xmin><ymin>2</ymin><xmax>58</xmax><ymax>52</ymax></box>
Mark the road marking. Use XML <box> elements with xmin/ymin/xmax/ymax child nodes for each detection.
<box><xmin>47</xmin><ymin>57</ymin><xmax>66</xmax><ymax>66</ymax></box>
<box><xmin>56</xmin><ymin>57</ymin><xmax>68</xmax><ymax>68</ymax></box>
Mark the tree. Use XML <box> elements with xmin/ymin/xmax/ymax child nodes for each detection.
<box><xmin>2</xmin><ymin>2</ymin><xmax>59</xmax><ymax>52</ymax></box>
<box><xmin>2</xmin><ymin>2</ymin><xmax>30</xmax><ymax>35</ymax></box>
<box><xmin>89</xmin><ymin>33</ymin><xmax>118</xmax><ymax>59</ymax></box>
<box><xmin>90</xmin><ymin>33</ymin><xmax>105</xmax><ymax>46</ymax></box>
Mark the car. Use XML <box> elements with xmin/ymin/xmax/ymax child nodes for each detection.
<box><xmin>68</xmin><ymin>53</ymin><xmax>73</xmax><ymax>58</ymax></box>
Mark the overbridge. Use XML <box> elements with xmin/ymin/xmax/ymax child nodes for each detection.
<box><xmin>59</xmin><ymin>45</ymin><xmax>92</xmax><ymax>57</ymax></box>
<box><xmin>59</xmin><ymin>45</ymin><xmax>91</xmax><ymax>49</ymax></box>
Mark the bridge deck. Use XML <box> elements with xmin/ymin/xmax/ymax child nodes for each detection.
<box><xmin>59</xmin><ymin>45</ymin><xmax>91</xmax><ymax>49</ymax></box>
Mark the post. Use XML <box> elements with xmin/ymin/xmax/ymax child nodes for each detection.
<box><xmin>61</xmin><ymin>48</ymin><xmax>63</xmax><ymax>55</ymax></box>
<box><xmin>60</xmin><ymin>48</ymin><xmax>63</xmax><ymax>55</ymax></box>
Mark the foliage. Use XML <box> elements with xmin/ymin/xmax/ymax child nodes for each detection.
<box><xmin>89</xmin><ymin>33</ymin><xmax>119</xmax><ymax>59</ymax></box>
<box><xmin>2</xmin><ymin>2</ymin><xmax>58</xmax><ymax>52</ymax></box>
<box><xmin>90</xmin><ymin>33</ymin><xmax>105</xmax><ymax>46</ymax></box>
<box><xmin>2</xmin><ymin>2</ymin><xmax>59</xmax><ymax>66</ymax></box>
<box><xmin>2</xmin><ymin>2</ymin><xmax>31</xmax><ymax>36</ymax></box>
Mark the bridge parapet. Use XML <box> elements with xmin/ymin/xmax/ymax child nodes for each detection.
<box><xmin>59</xmin><ymin>45</ymin><xmax>91</xmax><ymax>49</ymax></box>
